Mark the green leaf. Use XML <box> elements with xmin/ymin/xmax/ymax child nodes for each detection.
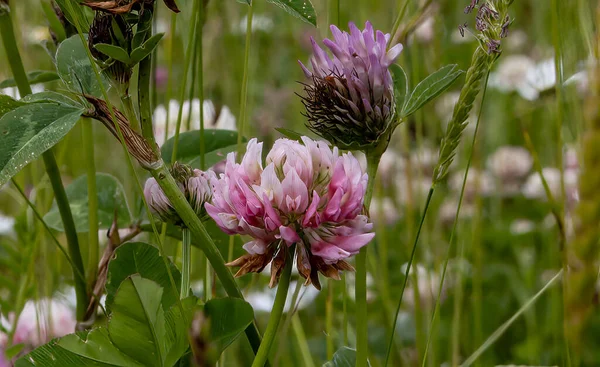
<box><xmin>390</xmin><ymin>63</ymin><xmax>409</xmax><ymax>115</ymax></box>
<box><xmin>0</xmin><ymin>71</ymin><xmax>60</xmax><ymax>89</ymax></box>
<box><xmin>43</xmin><ymin>173</ymin><xmax>132</xmax><ymax>233</ymax></box>
<box><xmin>0</xmin><ymin>94</ymin><xmax>25</xmax><ymax>119</ymax></box>
<box><xmin>164</xmin><ymin>297</ymin><xmax>198</xmax><ymax>366</ymax></box>
<box><xmin>401</xmin><ymin>64</ymin><xmax>463</xmax><ymax>118</ymax></box>
<box><xmin>15</xmin><ymin>330</ymin><xmax>124</xmax><ymax>367</ymax></box>
<box><xmin>105</xmin><ymin>242</ymin><xmax>181</xmax><ymax>314</ymax></box>
<box><xmin>323</xmin><ymin>347</ymin><xmax>371</xmax><ymax>367</ymax></box>
<box><xmin>93</xmin><ymin>44</ymin><xmax>131</xmax><ymax>64</ymax></box>
<box><xmin>203</xmin><ymin>297</ymin><xmax>254</xmax><ymax>356</ymax></box>
<box><xmin>266</xmin><ymin>0</ymin><xmax>317</xmax><ymax>26</ymax></box>
<box><xmin>5</xmin><ymin>343</ymin><xmax>25</xmax><ymax>359</ymax></box>
<box><xmin>161</xmin><ymin>129</ymin><xmax>241</xmax><ymax>164</ymax></box>
<box><xmin>17</xmin><ymin>285</ymin><xmax>195</xmax><ymax>367</ymax></box>
<box><xmin>58</xmin><ymin>328</ymin><xmax>143</xmax><ymax>366</ymax></box>
<box><xmin>275</xmin><ymin>127</ymin><xmax>303</xmax><ymax>141</ymax></box>
<box><xmin>0</xmin><ymin>103</ymin><xmax>84</xmax><ymax>186</ymax></box>
<box><xmin>187</xmin><ymin>143</ymin><xmax>241</xmax><ymax>170</ymax></box>
<box><xmin>56</xmin><ymin>35</ymin><xmax>110</xmax><ymax>97</ymax></box>
<box><xmin>109</xmin><ymin>275</ymin><xmax>167</xmax><ymax>367</ymax></box>
<box><xmin>21</xmin><ymin>91</ymin><xmax>84</xmax><ymax>108</ymax></box>
<box><xmin>130</xmin><ymin>33</ymin><xmax>165</xmax><ymax>64</ymax></box>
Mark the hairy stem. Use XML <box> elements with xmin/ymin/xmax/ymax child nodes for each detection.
<box><xmin>150</xmin><ymin>162</ymin><xmax>263</xmax><ymax>353</ymax></box>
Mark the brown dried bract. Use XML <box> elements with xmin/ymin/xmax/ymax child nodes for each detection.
<box><xmin>82</xmin><ymin>0</ymin><xmax>179</xmax><ymax>14</ymax></box>
<box><xmin>226</xmin><ymin>247</ymin><xmax>275</xmax><ymax>278</ymax></box>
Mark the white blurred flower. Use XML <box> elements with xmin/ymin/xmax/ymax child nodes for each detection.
<box><xmin>487</xmin><ymin>146</ymin><xmax>533</xmax><ymax>194</ymax></box>
<box><xmin>435</xmin><ymin>91</ymin><xmax>460</xmax><ymax>124</ymax></box>
<box><xmin>370</xmin><ymin>197</ymin><xmax>401</xmax><ymax>226</ymax></box>
<box><xmin>245</xmin><ymin>281</ymin><xmax>318</xmax><ymax>313</ymax></box>
<box><xmin>504</xmin><ymin>29</ymin><xmax>528</xmax><ymax>51</ymax></box>
<box><xmin>510</xmin><ymin>219</ymin><xmax>536</xmax><ymax>235</ymax></box>
<box><xmin>448</xmin><ymin>168</ymin><xmax>495</xmax><ymax>200</ymax></box>
<box><xmin>236</xmin><ymin>14</ymin><xmax>274</xmax><ymax>34</ymax></box>
<box><xmin>152</xmin><ymin>99</ymin><xmax>236</xmax><ymax>145</ymax></box>
<box><xmin>522</xmin><ymin>167</ymin><xmax>579</xmax><ymax>206</ymax></box>
<box><xmin>525</xmin><ymin>58</ymin><xmax>556</xmax><ymax>98</ymax></box>
<box><xmin>410</xmin><ymin>146</ymin><xmax>437</xmax><ymax>177</ymax></box>
<box><xmin>396</xmin><ymin>176</ymin><xmax>431</xmax><ymax>207</ymax></box>
<box><xmin>438</xmin><ymin>198</ymin><xmax>475</xmax><ymax>226</ymax></box>
<box><xmin>414</xmin><ymin>16</ymin><xmax>434</xmax><ymax>43</ymax></box>
<box><xmin>0</xmin><ymin>213</ymin><xmax>15</xmax><ymax>238</ymax></box>
<box><xmin>2</xmin><ymin>299</ymin><xmax>76</xmax><ymax>347</ymax></box>
<box><xmin>400</xmin><ymin>264</ymin><xmax>448</xmax><ymax>310</ymax></box>
<box><xmin>564</xmin><ymin>146</ymin><xmax>579</xmax><ymax>170</ymax></box>
<box><xmin>1</xmin><ymin>85</ymin><xmax>44</xmax><ymax>100</ymax></box>
<box><xmin>24</xmin><ymin>26</ymin><xmax>50</xmax><ymax>44</ymax></box>
<box><xmin>489</xmin><ymin>55</ymin><xmax>538</xmax><ymax>100</ymax></box>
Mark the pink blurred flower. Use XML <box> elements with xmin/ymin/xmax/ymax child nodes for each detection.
<box><xmin>5</xmin><ymin>299</ymin><xmax>75</xmax><ymax>348</ymax></box>
<box><xmin>206</xmin><ymin>137</ymin><xmax>375</xmax><ymax>289</ymax></box>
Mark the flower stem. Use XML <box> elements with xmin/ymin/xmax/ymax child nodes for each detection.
<box><xmin>82</xmin><ymin>119</ymin><xmax>99</xmax><ymax>291</ymax></box>
<box><xmin>251</xmin><ymin>246</ymin><xmax>294</xmax><ymax>367</ymax></box>
<box><xmin>150</xmin><ymin>162</ymin><xmax>263</xmax><ymax>353</ymax></box>
<box><xmin>356</xmin><ymin>150</ymin><xmax>383</xmax><ymax>367</ymax></box>
<box><xmin>181</xmin><ymin>228</ymin><xmax>191</xmax><ymax>299</ymax></box>
<box><xmin>236</xmin><ymin>3</ymin><xmax>253</xmax><ymax>162</ymax></box>
<box><xmin>0</xmin><ymin>3</ymin><xmax>88</xmax><ymax>322</ymax></box>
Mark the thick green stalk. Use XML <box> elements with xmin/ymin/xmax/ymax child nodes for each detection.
<box><xmin>137</xmin><ymin>2</ymin><xmax>157</xmax><ymax>149</ymax></box>
<box><xmin>181</xmin><ymin>228</ymin><xmax>191</xmax><ymax>299</ymax></box>
<box><xmin>356</xmin><ymin>150</ymin><xmax>382</xmax><ymax>367</ymax></box>
<box><xmin>0</xmin><ymin>3</ymin><xmax>88</xmax><ymax>321</ymax></box>
<box><xmin>82</xmin><ymin>120</ymin><xmax>99</xmax><ymax>290</ymax></box>
<box><xmin>150</xmin><ymin>163</ymin><xmax>263</xmax><ymax>353</ymax></box>
<box><xmin>236</xmin><ymin>4</ymin><xmax>253</xmax><ymax>161</ymax></box>
<box><xmin>251</xmin><ymin>246</ymin><xmax>294</xmax><ymax>367</ymax></box>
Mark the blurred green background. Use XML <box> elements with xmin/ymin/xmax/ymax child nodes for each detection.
<box><xmin>1</xmin><ymin>0</ymin><xmax>598</xmax><ymax>366</ymax></box>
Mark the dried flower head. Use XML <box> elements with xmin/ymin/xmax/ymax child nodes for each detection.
<box><xmin>298</xmin><ymin>22</ymin><xmax>403</xmax><ymax>149</ymax></box>
<box><xmin>206</xmin><ymin>137</ymin><xmax>375</xmax><ymax>289</ymax></box>
<box><xmin>144</xmin><ymin>163</ymin><xmax>213</xmax><ymax>225</ymax></box>
<box><xmin>88</xmin><ymin>12</ymin><xmax>132</xmax><ymax>84</ymax></box>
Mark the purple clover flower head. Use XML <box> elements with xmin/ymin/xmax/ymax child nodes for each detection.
<box><xmin>144</xmin><ymin>164</ymin><xmax>213</xmax><ymax>226</ymax></box>
<box><xmin>205</xmin><ymin>138</ymin><xmax>375</xmax><ymax>289</ymax></box>
<box><xmin>299</xmin><ymin>21</ymin><xmax>403</xmax><ymax>149</ymax></box>
<box><xmin>144</xmin><ymin>177</ymin><xmax>181</xmax><ymax>225</ymax></box>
